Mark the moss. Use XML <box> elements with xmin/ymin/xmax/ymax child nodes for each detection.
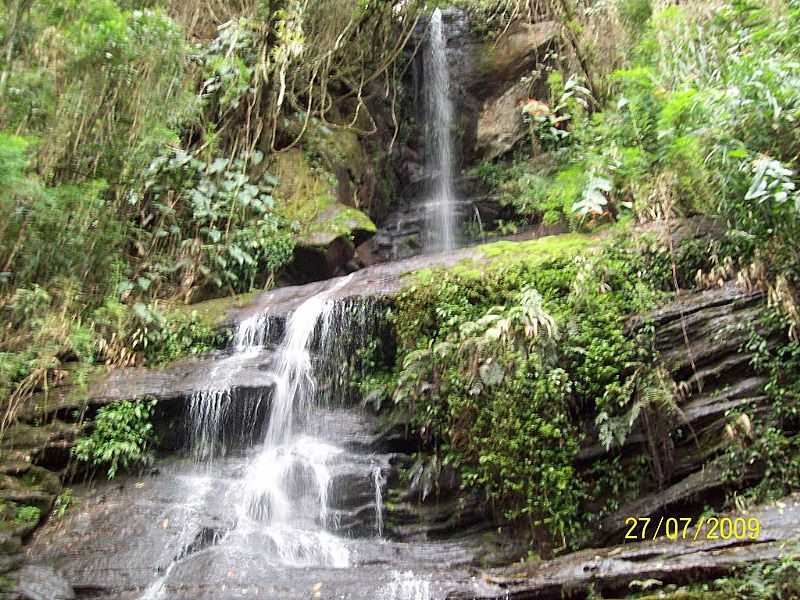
<box><xmin>271</xmin><ymin>148</ymin><xmax>376</xmax><ymax>247</ymax></box>
<box><xmin>405</xmin><ymin>232</ymin><xmax>595</xmax><ymax>286</ymax></box>
<box><xmin>167</xmin><ymin>291</ymin><xmax>259</xmax><ymax>329</ymax></box>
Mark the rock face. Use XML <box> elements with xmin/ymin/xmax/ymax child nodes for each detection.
<box><xmin>471</xmin><ymin>21</ymin><xmax>559</xmax><ymax>160</ymax></box>
<box><xmin>445</xmin><ymin>495</ymin><xmax>800</xmax><ymax>599</ymax></box>
<box><xmin>363</xmin><ymin>176</ymin><xmax>497</xmax><ymax>263</ymax></box>
<box><xmin>372</xmin><ymin>13</ymin><xmax>560</xmax><ymax>261</ymax></box>
<box><xmin>23</xmin><ymin>408</ymin><xmax>509</xmax><ymax>600</ymax></box>
<box><xmin>13</xmin><ymin>565</ymin><xmax>75</xmax><ymax>600</ymax></box>
<box><xmin>475</xmin><ymin>79</ymin><xmax>532</xmax><ymax>161</ymax></box>
<box><xmin>582</xmin><ymin>282</ymin><xmax>771</xmax><ymax>544</ymax></box>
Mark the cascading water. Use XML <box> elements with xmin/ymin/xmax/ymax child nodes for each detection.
<box><xmin>34</xmin><ymin>9</ymin><xmax>499</xmax><ymax>599</ymax></box>
<box><xmin>424</xmin><ymin>8</ymin><xmax>458</xmax><ymax>251</ymax></box>
<box><xmin>234</xmin><ymin>275</ymin><xmax>353</xmax><ymax>567</ymax></box>
<box><xmin>187</xmin><ymin>311</ymin><xmax>271</xmax><ymax>462</ymax></box>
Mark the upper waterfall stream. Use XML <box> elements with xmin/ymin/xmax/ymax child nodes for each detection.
<box><xmin>424</xmin><ymin>8</ymin><xmax>459</xmax><ymax>251</ymax></box>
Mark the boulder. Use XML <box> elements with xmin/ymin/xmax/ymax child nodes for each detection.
<box><xmin>475</xmin><ymin>79</ymin><xmax>531</xmax><ymax>161</ymax></box>
<box><xmin>468</xmin><ymin>20</ymin><xmax>559</xmax><ymax>160</ymax></box>
<box><xmin>13</xmin><ymin>565</ymin><xmax>75</xmax><ymax>600</ymax></box>
<box><xmin>271</xmin><ymin>148</ymin><xmax>377</xmax><ymax>282</ymax></box>
<box><xmin>471</xmin><ymin>21</ymin><xmax>559</xmax><ymax>97</ymax></box>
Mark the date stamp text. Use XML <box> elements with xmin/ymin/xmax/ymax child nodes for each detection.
<box><xmin>624</xmin><ymin>516</ymin><xmax>761</xmax><ymax>542</ymax></box>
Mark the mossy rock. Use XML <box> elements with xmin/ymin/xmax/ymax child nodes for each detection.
<box><xmin>407</xmin><ymin>231</ymin><xmax>594</xmax><ymax>285</ymax></box>
<box><xmin>271</xmin><ymin>148</ymin><xmax>376</xmax><ymax>280</ymax></box>
<box><xmin>0</xmin><ymin>421</ymin><xmax>78</xmax><ymax>469</ymax></box>
<box><xmin>167</xmin><ymin>291</ymin><xmax>259</xmax><ymax>330</ymax></box>
<box><xmin>0</xmin><ymin>464</ymin><xmax>60</xmax><ymax>538</ymax></box>
<box><xmin>272</xmin><ymin>148</ymin><xmax>376</xmax><ymax>248</ymax></box>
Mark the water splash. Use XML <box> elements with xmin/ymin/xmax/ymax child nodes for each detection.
<box><xmin>424</xmin><ymin>8</ymin><xmax>458</xmax><ymax>251</ymax></box>
<box><xmin>374</xmin><ymin>466</ymin><xmax>386</xmax><ymax>537</ymax></box>
<box><xmin>233</xmin><ymin>312</ymin><xmax>271</xmax><ymax>351</ymax></box>
<box><xmin>382</xmin><ymin>570</ymin><xmax>432</xmax><ymax>600</ymax></box>
<box><xmin>237</xmin><ymin>275</ymin><xmax>353</xmax><ymax>567</ymax></box>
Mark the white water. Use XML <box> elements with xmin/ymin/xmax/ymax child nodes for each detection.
<box><xmin>187</xmin><ymin>388</ymin><xmax>231</xmax><ymax>462</ymax></box>
<box><xmin>234</xmin><ymin>275</ymin><xmax>353</xmax><ymax>567</ymax></box>
<box><xmin>382</xmin><ymin>570</ymin><xmax>433</xmax><ymax>600</ymax></box>
<box><xmin>233</xmin><ymin>312</ymin><xmax>271</xmax><ymax>351</ymax></box>
<box><xmin>424</xmin><ymin>8</ymin><xmax>458</xmax><ymax>251</ymax></box>
<box><xmin>374</xmin><ymin>466</ymin><xmax>385</xmax><ymax>537</ymax></box>
<box><xmin>186</xmin><ymin>310</ymin><xmax>271</xmax><ymax>462</ymax></box>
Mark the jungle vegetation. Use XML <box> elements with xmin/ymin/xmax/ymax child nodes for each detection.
<box><xmin>1</xmin><ymin>1</ymin><xmax>800</xmax><ymax>583</ymax></box>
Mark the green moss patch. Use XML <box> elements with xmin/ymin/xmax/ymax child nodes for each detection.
<box><xmin>271</xmin><ymin>148</ymin><xmax>375</xmax><ymax>247</ymax></box>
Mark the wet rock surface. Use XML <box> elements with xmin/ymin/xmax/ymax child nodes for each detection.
<box><xmin>12</xmin><ymin>565</ymin><xmax>75</xmax><ymax>600</ymax></box>
<box><xmin>24</xmin><ymin>408</ymin><xmax>506</xmax><ymax>600</ymax></box>
<box><xmin>446</xmin><ymin>495</ymin><xmax>800</xmax><ymax>599</ymax></box>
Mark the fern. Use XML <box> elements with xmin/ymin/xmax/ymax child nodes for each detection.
<box><xmin>596</xmin><ymin>366</ymin><xmax>681</xmax><ymax>451</ymax></box>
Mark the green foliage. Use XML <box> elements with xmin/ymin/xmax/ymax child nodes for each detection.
<box><xmin>93</xmin><ymin>298</ymin><xmax>228</xmax><ymax>367</ymax></box>
<box><xmin>72</xmin><ymin>398</ymin><xmax>156</xmax><ymax>479</ymax></box>
<box><xmin>716</xmin><ymin>551</ymin><xmax>800</xmax><ymax>599</ymax></box>
<box><xmin>139</xmin><ymin>149</ymin><xmax>296</xmax><ymax>294</ymax></box>
<box><xmin>617</xmin><ymin>0</ymin><xmax>652</xmax><ymax>35</ymax></box>
<box><xmin>4</xmin><ymin>0</ymin><xmax>416</xmax><ymax>420</ymax></box>
<box><xmin>573</xmin><ymin>174</ymin><xmax>613</xmax><ymax>218</ymax></box>
<box><xmin>468</xmin><ymin>0</ymin><xmax>799</xmax><ymax>274</ymax></box>
<box><xmin>52</xmin><ymin>488</ymin><xmax>76</xmax><ymax>520</ymax></box>
<box><xmin>13</xmin><ymin>505</ymin><xmax>41</xmax><ymax>527</ymax></box>
<box><xmin>384</xmin><ymin>234</ymin><xmax>673</xmax><ymax>548</ymax></box>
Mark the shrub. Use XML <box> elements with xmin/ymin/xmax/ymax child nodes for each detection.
<box><xmin>13</xmin><ymin>505</ymin><xmax>41</xmax><ymax>527</ymax></box>
<box><xmin>72</xmin><ymin>398</ymin><xmax>157</xmax><ymax>479</ymax></box>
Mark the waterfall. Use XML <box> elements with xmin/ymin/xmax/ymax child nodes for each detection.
<box><xmin>232</xmin><ymin>312</ymin><xmax>271</xmax><ymax>351</ymax></box>
<box><xmin>187</xmin><ymin>312</ymin><xmax>270</xmax><ymax>462</ymax></box>
<box><xmin>424</xmin><ymin>8</ymin><xmax>458</xmax><ymax>252</ymax></box>
<box><xmin>382</xmin><ymin>571</ymin><xmax>432</xmax><ymax>600</ymax></box>
<box><xmin>235</xmin><ymin>275</ymin><xmax>353</xmax><ymax>567</ymax></box>
<box><xmin>373</xmin><ymin>466</ymin><xmax>385</xmax><ymax>537</ymax></box>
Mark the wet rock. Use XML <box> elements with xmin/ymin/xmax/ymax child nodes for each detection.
<box><xmin>175</xmin><ymin>526</ymin><xmax>226</xmax><ymax>562</ymax></box>
<box><xmin>13</xmin><ymin>565</ymin><xmax>75</xmax><ymax>600</ymax></box>
<box><xmin>228</xmin><ymin>229</ymin><xmax>600</xmax><ymax>323</ymax></box>
<box><xmin>0</xmin><ymin>423</ymin><xmax>77</xmax><ymax>471</ymax></box>
<box><xmin>34</xmin><ymin>351</ymin><xmax>277</xmax><ymax>421</ymax></box>
<box><xmin>447</xmin><ymin>495</ymin><xmax>800</xmax><ymax>599</ymax></box>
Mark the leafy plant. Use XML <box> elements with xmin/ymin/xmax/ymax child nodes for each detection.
<box><xmin>573</xmin><ymin>174</ymin><xmax>613</xmax><ymax>218</ymax></box>
<box><xmin>52</xmin><ymin>488</ymin><xmax>76</xmax><ymax>520</ymax></box>
<box><xmin>13</xmin><ymin>505</ymin><xmax>41</xmax><ymax>527</ymax></box>
<box><xmin>72</xmin><ymin>398</ymin><xmax>157</xmax><ymax>479</ymax></box>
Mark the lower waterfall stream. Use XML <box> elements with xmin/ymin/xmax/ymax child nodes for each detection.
<box><xmin>32</xmin><ymin>274</ymin><xmax>503</xmax><ymax>600</ymax></box>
